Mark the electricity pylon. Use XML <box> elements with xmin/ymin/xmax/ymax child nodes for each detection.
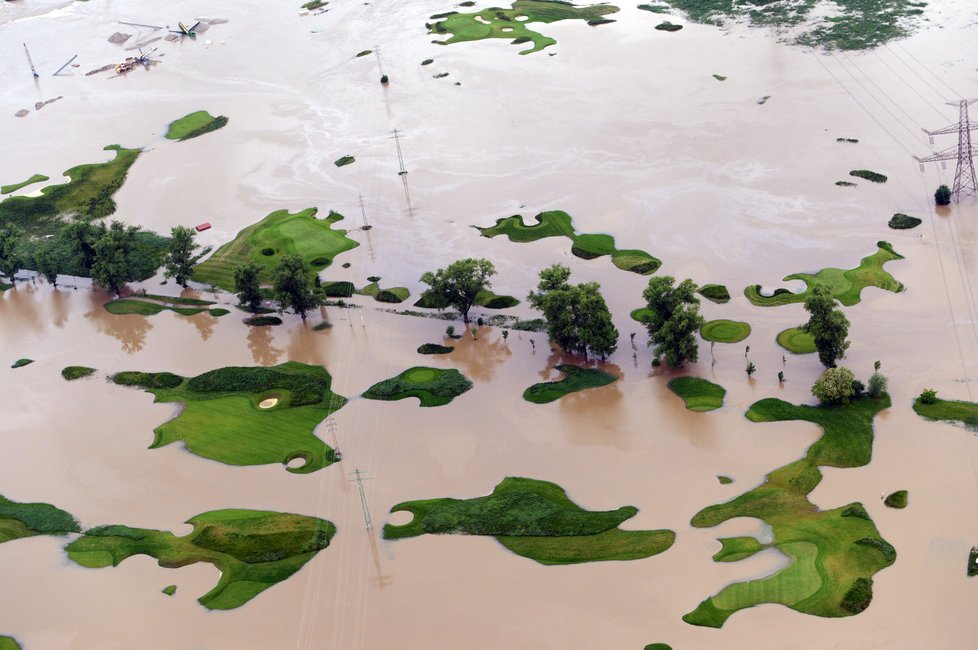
<box><xmin>916</xmin><ymin>99</ymin><xmax>978</xmax><ymax>202</ymax></box>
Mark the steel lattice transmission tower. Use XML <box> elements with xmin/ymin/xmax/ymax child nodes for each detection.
<box><xmin>915</xmin><ymin>99</ymin><xmax>978</xmax><ymax>202</ymax></box>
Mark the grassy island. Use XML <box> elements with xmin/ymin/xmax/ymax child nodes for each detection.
<box><xmin>334</xmin><ymin>155</ymin><xmax>356</xmax><ymax>167</ymax></box>
<box><xmin>165</xmin><ymin>111</ymin><xmax>229</xmax><ymax>141</ymax></box>
<box><xmin>478</xmin><ymin>211</ymin><xmax>660</xmax><ymax>275</ymax></box>
<box><xmin>0</xmin><ymin>637</ymin><xmax>21</xmax><ymax>650</ymax></box>
<box><xmin>684</xmin><ymin>395</ymin><xmax>895</xmax><ymax>628</ymax></box>
<box><xmin>62</xmin><ymin>366</ymin><xmax>96</xmax><ymax>380</ymax></box>
<box><xmin>888</xmin><ymin>213</ymin><xmax>921</xmax><ymax>230</ymax></box>
<box><xmin>384</xmin><ymin>477</ymin><xmax>675</xmax><ymax>565</ymax></box>
<box><xmin>668</xmin><ymin>377</ymin><xmax>725</xmax><ymax>412</ymax></box>
<box><xmin>111</xmin><ymin>362</ymin><xmax>345</xmax><ymax>473</ymax></box>
<box><xmin>417</xmin><ymin>343</ymin><xmax>454</xmax><ymax>355</ymax></box>
<box><xmin>363</xmin><ymin>367</ymin><xmax>472</xmax><ymax>407</ymax></box>
<box><xmin>358</xmin><ymin>281</ymin><xmax>410</xmax><ymax>304</ymax></box>
<box><xmin>776</xmin><ymin>327</ymin><xmax>816</xmax><ymax>354</ymax></box>
<box><xmin>1</xmin><ymin>174</ymin><xmax>49</xmax><ymax>195</ymax></box>
<box><xmin>913</xmin><ymin>396</ymin><xmax>978</xmax><ymax>431</ymax></box>
<box><xmin>0</xmin><ymin>494</ymin><xmax>80</xmax><ymax>544</ymax></box>
<box><xmin>884</xmin><ymin>490</ymin><xmax>907</xmax><ymax>509</ymax></box>
<box><xmin>700</xmin><ymin>319</ymin><xmax>750</xmax><ymax>344</ymax></box>
<box><xmin>698</xmin><ymin>284</ymin><xmax>730</xmax><ymax>303</ymax></box>
<box><xmin>850</xmin><ymin>169</ymin><xmax>887</xmax><ymax>183</ymax></box>
<box><xmin>66</xmin><ymin>509</ymin><xmax>335</xmax><ymax>610</ymax></box>
<box><xmin>194</xmin><ymin>208</ymin><xmax>358</xmax><ymax>291</ymax></box>
<box><xmin>11</xmin><ymin>359</ymin><xmax>33</xmax><ymax>369</ymax></box>
<box><xmin>104</xmin><ymin>297</ymin><xmax>224</xmax><ymax>318</ymax></box>
<box><xmin>745</xmin><ymin>242</ymin><xmax>904</xmax><ymax>307</ymax></box>
<box><xmin>523</xmin><ymin>364</ymin><xmax>618</xmax><ymax>404</ymax></box>
<box><xmin>430</xmin><ymin>0</ymin><xmax>620</xmax><ymax>55</ymax></box>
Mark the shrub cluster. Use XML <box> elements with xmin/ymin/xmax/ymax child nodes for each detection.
<box><xmin>111</xmin><ymin>371</ymin><xmax>184</xmax><ymax>389</ymax></box>
<box><xmin>187</xmin><ymin>366</ymin><xmax>329</xmax><ymax>406</ymax></box>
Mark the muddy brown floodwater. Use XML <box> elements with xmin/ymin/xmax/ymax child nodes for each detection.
<box><xmin>3</xmin><ymin>0</ymin><xmax>978</xmax><ymax>648</ymax></box>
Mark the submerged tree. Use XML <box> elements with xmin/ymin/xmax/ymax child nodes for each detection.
<box><xmin>641</xmin><ymin>276</ymin><xmax>704</xmax><ymax>368</ymax></box>
<box><xmin>65</xmin><ymin>221</ymin><xmax>107</xmax><ymax>273</ymax></box>
<box><xmin>272</xmin><ymin>254</ymin><xmax>320</xmax><ymax>320</ymax></box>
<box><xmin>0</xmin><ymin>224</ymin><xmax>23</xmax><ymax>282</ymax></box>
<box><xmin>162</xmin><ymin>226</ymin><xmax>200</xmax><ymax>287</ymax></box>
<box><xmin>90</xmin><ymin>221</ymin><xmax>140</xmax><ymax>295</ymax></box>
<box><xmin>527</xmin><ymin>264</ymin><xmax>618</xmax><ymax>360</ymax></box>
<box><xmin>419</xmin><ymin>258</ymin><xmax>496</xmax><ymax>323</ymax></box>
<box><xmin>234</xmin><ymin>262</ymin><xmax>263</xmax><ymax>312</ymax></box>
<box><xmin>34</xmin><ymin>249</ymin><xmax>60</xmax><ymax>286</ymax></box>
<box><xmin>935</xmin><ymin>184</ymin><xmax>952</xmax><ymax>206</ymax></box>
<box><xmin>800</xmin><ymin>284</ymin><xmax>850</xmax><ymax>368</ymax></box>
<box><xmin>811</xmin><ymin>366</ymin><xmax>856</xmax><ymax>405</ymax></box>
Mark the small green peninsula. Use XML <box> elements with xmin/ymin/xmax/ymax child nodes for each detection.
<box><xmin>66</xmin><ymin>509</ymin><xmax>335</xmax><ymax>610</ymax></box>
<box><xmin>165</xmin><ymin>111</ymin><xmax>229</xmax><ymax>141</ymax></box>
<box><xmin>668</xmin><ymin>377</ymin><xmax>725</xmax><ymax>412</ymax></box>
<box><xmin>363</xmin><ymin>367</ymin><xmax>472</xmax><ymax>407</ymax></box>
<box><xmin>0</xmin><ymin>494</ymin><xmax>80</xmax><ymax>544</ymax></box>
<box><xmin>523</xmin><ymin>364</ymin><xmax>617</xmax><ymax>404</ymax></box>
<box><xmin>384</xmin><ymin>477</ymin><xmax>675</xmax><ymax>564</ymax></box>
<box><xmin>111</xmin><ymin>362</ymin><xmax>345</xmax><ymax>473</ymax></box>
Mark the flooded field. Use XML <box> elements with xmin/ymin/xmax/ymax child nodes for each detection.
<box><xmin>3</xmin><ymin>0</ymin><xmax>978</xmax><ymax>647</ymax></box>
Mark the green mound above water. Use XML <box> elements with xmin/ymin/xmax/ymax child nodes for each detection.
<box><xmin>1</xmin><ymin>173</ymin><xmax>49</xmax><ymax>195</ymax></box>
<box><xmin>111</xmin><ymin>362</ymin><xmax>345</xmax><ymax>473</ymax></box>
<box><xmin>66</xmin><ymin>509</ymin><xmax>335</xmax><ymax>610</ymax></box>
<box><xmin>384</xmin><ymin>477</ymin><xmax>675</xmax><ymax>565</ymax></box>
<box><xmin>417</xmin><ymin>343</ymin><xmax>454</xmax><ymax>355</ymax></box>
<box><xmin>698</xmin><ymin>283</ymin><xmax>730</xmax><ymax>303</ymax></box>
<box><xmin>165</xmin><ymin>111</ymin><xmax>229</xmax><ymax>141</ymax></box>
<box><xmin>523</xmin><ymin>364</ymin><xmax>618</xmax><ymax>404</ymax></box>
<box><xmin>668</xmin><ymin>377</ymin><xmax>725</xmax><ymax>412</ymax></box>
<box><xmin>700</xmin><ymin>319</ymin><xmax>750</xmax><ymax>343</ymax></box>
<box><xmin>62</xmin><ymin>366</ymin><xmax>96</xmax><ymax>380</ymax></box>
<box><xmin>684</xmin><ymin>395</ymin><xmax>895</xmax><ymax>628</ymax></box>
<box><xmin>0</xmin><ymin>637</ymin><xmax>21</xmax><ymax>650</ymax></box>
<box><xmin>358</xmin><ymin>281</ymin><xmax>410</xmax><ymax>304</ymax></box>
<box><xmin>104</xmin><ymin>298</ymin><xmax>224</xmax><ymax>318</ymax></box>
<box><xmin>913</xmin><ymin>397</ymin><xmax>978</xmax><ymax>432</ymax></box>
<box><xmin>478</xmin><ymin>210</ymin><xmax>660</xmax><ymax>275</ymax></box>
<box><xmin>888</xmin><ymin>213</ymin><xmax>922</xmax><ymax>230</ymax></box>
<box><xmin>334</xmin><ymin>155</ymin><xmax>356</xmax><ymax>167</ymax></box>
<box><xmin>363</xmin><ymin>367</ymin><xmax>472</xmax><ymax>407</ymax></box>
<box><xmin>884</xmin><ymin>490</ymin><xmax>907</xmax><ymax>509</ymax></box>
<box><xmin>193</xmin><ymin>208</ymin><xmax>358</xmax><ymax>291</ymax></box>
<box><xmin>430</xmin><ymin>0</ymin><xmax>620</xmax><ymax>55</ymax></box>
<box><xmin>777</xmin><ymin>327</ymin><xmax>816</xmax><ymax>354</ymax></box>
<box><xmin>745</xmin><ymin>242</ymin><xmax>904</xmax><ymax>307</ymax></box>
<box><xmin>11</xmin><ymin>359</ymin><xmax>32</xmax><ymax>369</ymax></box>
<box><xmin>415</xmin><ymin>289</ymin><xmax>519</xmax><ymax>310</ymax></box>
<box><xmin>0</xmin><ymin>494</ymin><xmax>80</xmax><ymax>545</ymax></box>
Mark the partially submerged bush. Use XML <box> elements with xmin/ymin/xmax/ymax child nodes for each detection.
<box><xmin>111</xmin><ymin>371</ymin><xmax>183</xmax><ymax>389</ymax></box>
<box><xmin>888</xmin><ymin>213</ymin><xmax>922</xmax><ymax>230</ymax></box>
<box><xmin>919</xmin><ymin>388</ymin><xmax>938</xmax><ymax>405</ymax></box>
<box><xmin>850</xmin><ymin>169</ymin><xmax>887</xmax><ymax>183</ymax></box>
<box><xmin>244</xmin><ymin>315</ymin><xmax>283</xmax><ymax>327</ymax></box>
<box><xmin>839</xmin><ymin>577</ymin><xmax>874</xmax><ymax>614</ymax></box>
<box><xmin>883</xmin><ymin>490</ymin><xmax>907</xmax><ymax>509</ymax></box>
<box><xmin>935</xmin><ymin>184</ymin><xmax>952</xmax><ymax>206</ymax></box>
<box><xmin>811</xmin><ymin>367</ymin><xmax>856</xmax><ymax>404</ymax></box>
<box><xmin>417</xmin><ymin>343</ymin><xmax>454</xmax><ymax>355</ymax></box>
<box><xmin>62</xmin><ymin>366</ymin><xmax>96</xmax><ymax>381</ymax></box>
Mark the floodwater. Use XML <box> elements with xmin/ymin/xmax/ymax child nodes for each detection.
<box><xmin>3</xmin><ymin>0</ymin><xmax>978</xmax><ymax>647</ymax></box>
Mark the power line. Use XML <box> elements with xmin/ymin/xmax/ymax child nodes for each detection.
<box><xmin>916</xmin><ymin>100</ymin><xmax>978</xmax><ymax>202</ymax></box>
<box><xmin>350</xmin><ymin>468</ymin><xmax>373</xmax><ymax>530</ymax></box>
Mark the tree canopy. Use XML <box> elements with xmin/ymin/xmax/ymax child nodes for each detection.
<box><xmin>272</xmin><ymin>254</ymin><xmax>320</xmax><ymax>319</ymax></box>
<box><xmin>0</xmin><ymin>224</ymin><xmax>22</xmax><ymax>281</ymax></box>
<box><xmin>800</xmin><ymin>284</ymin><xmax>850</xmax><ymax>368</ymax></box>
<box><xmin>419</xmin><ymin>258</ymin><xmax>496</xmax><ymax>323</ymax></box>
<box><xmin>90</xmin><ymin>221</ymin><xmax>141</xmax><ymax>295</ymax></box>
<box><xmin>640</xmin><ymin>276</ymin><xmax>704</xmax><ymax>368</ymax></box>
<box><xmin>527</xmin><ymin>264</ymin><xmax>618</xmax><ymax>360</ymax></box>
<box><xmin>163</xmin><ymin>226</ymin><xmax>199</xmax><ymax>287</ymax></box>
<box><xmin>234</xmin><ymin>262</ymin><xmax>263</xmax><ymax>312</ymax></box>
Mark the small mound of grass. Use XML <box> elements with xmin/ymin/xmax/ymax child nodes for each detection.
<box><xmin>850</xmin><ymin>169</ymin><xmax>887</xmax><ymax>183</ymax></box>
<box><xmin>0</xmin><ymin>636</ymin><xmax>22</xmax><ymax>650</ymax></box>
<box><xmin>655</xmin><ymin>20</ymin><xmax>682</xmax><ymax>30</ymax></box>
<box><xmin>376</xmin><ymin>287</ymin><xmax>409</xmax><ymax>303</ymax></box>
<box><xmin>334</xmin><ymin>155</ymin><xmax>356</xmax><ymax>167</ymax></box>
<box><xmin>363</xmin><ymin>366</ymin><xmax>473</xmax><ymax>407</ymax></box>
<box><xmin>718</xmin><ymin>475</ymin><xmax>733</xmax><ymax>485</ymax></box>
<box><xmin>523</xmin><ymin>364</ymin><xmax>618</xmax><ymax>404</ymax></box>
<box><xmin>836</xmin><ymin>181</ymin><xmax>857</xmax><ymax>187</ymax></box>
<box><xmin>11</xmin><ymin>359</ymin><xmax>33</xmax><ymax>369</ymax></box>
<box><xmin>417</xmin><ymin>343</ymin><xmax>454</xmax><ymax>355</ymax></box>
<box><xmin>1</xmin><ymin>173</ymin><xmax>49</xmax><ymax>195</ymax></box>
<box><xmin>969</xmin><ymin>547</ymin><xmax>978</xmax><ymax>577</ymax></box>
<box><xmin>475</xmin><ymin>290</ymin><xmax>520</xmax><ymax>309</ymax></box>
<box><xmin>165</xmin><ymin>111</ymin><xmax>229</xmax><ymax>141</ymax></box>
<box><xmin>244</xmin><ymin>315</ymin><xmax>283</xmax><ymax>326</ymax></box>
<box><xmin>712</xmin><ymin>74</ymin><xmax>727</xmax><ymax>81</ymax></box>
<box><xmin>104</xmin><ymin>299</ymin><xmax>207</xmax><ymax>317</ymax></box>
<box><xmin>776</xmin><ymin>327</ymin><xmax>816</xmax><ymax>354</ymax></box>
<box><xmin>62</xmin><ymin>366</ymin><xmax>95</xmax><ymax>380</ymax></box>
<box><xmin>713</xmin><ymin>536</ymin><xmax>766</xmax><ymax>562</ymax></box>
<box><xmin>638</xmin><ymin>3</ymin><xmax>670</xmax><ymax>12</ymax></box>
<box><xmin>700</xmin><ymin>319</ymin><xmax>750</xmax><ymax>344</ymax></box>
<box><xmin>312</xmin><ymin>321</ymin><xmax>332</xmax><ymax>331</ymax></box>
<box><xmin>111</xmin><ymin>371</ymin><xmax>184</xmax><ymax>389</ymax></box>
<box><xmin>668</xmin><ymin>377</ymin><xmax>725</xmax><ymax>412</ymax></box>
<box><xmin>322</xmin><ymin>281</ymin><xmax>355</xmax><ymax>297</ymax></box>
<box><xmin>162</xmin><ymin>585</ymin><xmax>177</xmax><ymax>596</ymax></box>
<box><xmin>883</xmin><ymin>490</ymin><xmax>907</xmax><ymax>509</ymax></box>
<box><xmin>421</xmin><ymin>58</ymin><xmax>434</xmax><ymax>65</ymax></box>
<box><xmin>837</xmin><ymin>138</ymin><xmax>859</xmax><ymax>143</ymax></box>
<box><xmin>888</xmin><ymin>213</ymin><xmax>922</xmax><ymax>230</ymax></box>
<box><xmin>355</xmin><ymin>49</ymin><xmax>372</xmax><ymax>57</ymax></box>
<box><xmin>698</xmin><ymin>284</ymin><xmax>730</xmax><ymax>303</ymax></box>
<box><xmin>913</xmin><ymin>397</ymin><xmax>978</xmax><ymax>432</ymax></box>
<box><xmin>208</xmin><ymin>308</ymin><xmax>230</xmax><ymax>317</ymax></box>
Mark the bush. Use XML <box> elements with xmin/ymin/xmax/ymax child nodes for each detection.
<box><xmin>309</xmin><ymin>256</ymin><xmax>329</xmax><ymax>267</ymax></box>
<box><xmin>867</xmin><ymin>372</ymin><xmax>887</xmax><ymax>398</ymax></box>
<box><xmin>842</xmin><ymin>503</ymin><xmax>870</xmax><ymax>520</ymax></box>
<box><xmin>840</xmin><ymin>577</ymin><xmax>874</xmax><ymax>614</ymax></box>
<box><xmin>855</xmin><ymin>537</ymin><xmax>897</xmax><ymax>562</ymax></box>
<box><xmin>261</xmin><ymin>247</ymin><xmax>275</xmax><ymax>256</ymax></box>
<box><xmin>851</xmin><ymin>379</ymin><xmax>865</xmax><ymax>396</ymax></box>
<box><xmin>888</xmin><ymin>213</ymin><xmax>922</xmax><ymax>230</ymax></box>
<box><xmin>111</xmin><ymin>371</ymin><xmax>183</xmax><ymax>389</ymax></box>
<box><xmin>883</xmin><ymin>490</ymin><xmax>907</xmax><ymax>509</ymax></box>
<box><xmin>919</xmin><ymin>388</ymin><xmax>938</xmax><ymax>405</ymax></box>
<box><xmin>811</xmin><ymin>367</ymin><xmax>856</xmax><ymax>404</ymax></box>
<box><xmin>62</xmin><ymin>366</ymin><xmax>96</xmax><ymax>381</ymax></box>
<box><xmin>698</xmin><ymin>284</ymin><xmax>730</xmax><ymax>303</ymax></box>
<box><xmin>417</xmin><ymin>343</ymin><xmax>454</xmax><ymax>354</ymax></box>
<box><xmin>935</xmin><ymin>184</ymin><xmax>952</xmax><ymax>206</ymax></box>
<box><xmin>322</xmin><ymin>281</ymin><xmax>354</xmax><ymax>298</ymax></box>
<box><xmin>187</xmin><ymin>366</ymin><xmax>329</xmax><ymax>406</ymax></box>
<box><xmin>850</xmin><ymin>169</ymin><xmax>887</xmax><ymax>183</ymax></box>
<box><xmin>244</xmin><ymin>315</ymin><xmax>283</xmax><ymax>327</ymax></box>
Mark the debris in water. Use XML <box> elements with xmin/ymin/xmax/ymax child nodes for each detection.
<box><xmin>15</xmin><ymin>109</ymin><xmax>30</xmax><ymax>118</ymax></box>
<box><xmin>108</xmin><ymin>32</ymin><xmax>132</xmax><ymax>44</ymax></box>
<box><xmin>757</xmin><ymin>95</ymin><xmax>772</xmax><ymax>105</ymax></box>
<box><xmin>35</xmin><ymin>96</ymin><xmax>64</xmax><ymax>111</ymax></box>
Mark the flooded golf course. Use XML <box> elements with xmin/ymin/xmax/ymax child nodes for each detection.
<box><xmin>3</xmin><ymin>0</ymin><xmax>978</xmax><ymax>647</ymax></box>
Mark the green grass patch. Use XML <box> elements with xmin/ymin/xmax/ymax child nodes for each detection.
<box><xmin>384</xmin><ymin>477</ymin><xmax>674</xmax><ymax>564</ymax></box>
<box><xmin>358</xmin><ymin>282</ymin><xmax>410</xmax><ymax>304</ymax></box>
<box><xmin>302</xmin><ymin>0</ymin><xmax>327</xmax><ymax>8</ymax></box>
<box><xmin>355</xmin><ymin>49</ymin><xmax>372</xmax><ymax>57</ymax></box>
<box><xmin>194</xmin><ymin>208</ymin><xmax>358</xmax><ymax>291</ymax></box>
<box><xmin>62</xmin><ymin>366</ymin><xmax>95</xmax><ymax>380</ymax></box>
<box><xmin>0</xmin><ymin>637</ymin><xmax>21</xmax><ymax>650</ymax></box>
<box><xmin>322</xmin><ymin>281</ymin><xmax>355</xmax><ymax>297</ymax></box>
<box><xmin>244</xmin><ymin>315</ymin><xmax>282</xmax><ymax>326</ymax></box>
<box><xmin>0</xmin><ymin>494</ymin><xmax>80</xmax><ymax>544</ymax></box>
<box><xmin>668</xmin><ymin>377</ymin><xmax>725</xmax><ymax>412</ymax></box>
<box><xmin>655</xmin><ymin>20</ymin><xmax>682</xmax><ymax>30</ymax></box>
<box><xmin>66</xmin><ymin>509</ymin><xmax>335</xmax><ymax>610</ymax></box>
<box><xmin>718</xmin><ymin>475</ymin><xmax>733</xmax><ymax>485</ymax></box>
<box><xmin>888</xmin><ymin>213</ymin><xmax>922</xmax><ymax>230</ymax></box>
<box><xmin>837</xmin><ymin>138</ymin><xmax>859</xmax><ymax>143</ymax></box>
<box><xmin>1</xmin><ymin>174</ymin><xmax>49</xmax><ymax>195</ymax></box>
<box><xmin>475</xmin><ymin>290</ymin><xmax>520</xmax><ymax>309</ymax></box>
<box><xmin>209</xmin><ymin>308</ymin><xmax>230</xmax><ymax>317</ymax></box>
<box><xmin>745</xmin><ymin>241</ymin><xmax>904</xmax><ymax>307</ymax></box>
<box><xmin>0</xmin><ymin>145</ymin><xmax>140</xmax><ymax>236</ymax></box>
<box><xmin>836</xmin><ymin>181</ymin><xmax>857</xmax><ymax>187</ymax></box>
<box><xmin>431</xmin><ymin>0</ymin><xmax>620</xmax><ymax>55</ymax></box>
<box><xmin>11</xmin><ymin>359</ymin><xmax>33</xmax><ymax>369</ymax></box>
<box><xmin>334</xmin><ymin>155</ymin><xmax>356</xmax><ymax>167</ymax></box>
<box><xmin>776</xmin><ymin>327</ymin><xmax>816</xmax><ymax>354</ymax></box>
<box><xmin>363</xmin><ymin>367</ymin><xmax>472</xmax><ymax>407</ymax></box>
<box><xmin>418</xmin><ymin>343</ymin><xmax>454</xmax><ymax>355</ymax></box>
<box><xmin>523</xmin><ymin>364</ymin><xmax>618</xmax><ymax>404</ymax></box>
<box><xmin>162</xmin><ymin>584</ymin><xmax>177</xmax><ymax>596</ymax></box>
<box><xmin>913</xmin><ymin>397</ymin><xmax>978</xmax><ymax>432</ymax></box>
<box><xmin>850</xmin><ymin>169</ymin><xmax>887</xmax><ymax>183</ymax></box>
<box><xmin>165</xmin><ymin>111</ymin><xmax>229</xmax><ymax>141</ymax></box>
<box><xmin>712</xmin><ymin>73</ymin><xmax>727</xmax><ymax>81</ymax></box>
<box><xmin>638</xmin><ymin>3</ymin><xmax>671</xmax><ymax>12</ymax></box>
<box><xmin>713</xmin><ymin>536</ymin><xmax>767</xmax><ymax>562</ymax></box>
<box><xmin>684</xmin><ymin>395</ymin><xmax>894</xmax><ymax>627</ymax></box>
<box><xmin>111</xmin><ymin>362</ymin><xmax>345</xmax><ymax>473</ymax></box>
<box><xmin>644</xmin><ymin>645</ymin><xmax>672</xmax><ymax>650</ymax></box>
<box><xmin>104</xmin><ymin>299</ymin><xmax>207</xmax><ymax>317</ymax></box>
<box><xmin>698</xmin><ymin>283</ymin><xmax>730</xmax><ymax>303</ymax></box>
<box><xmin>478</xmin><ymin>210</ymin><xmax>659</xmax><ymax>275</ymax></box>
<box><xmin>883</xmin><ymin>490</ymin><xmax>907</xmax><ymax>509</ymax></box>
<box><xmin>700</xmin><ymin>319</ymin><xmax>750</xmax><ymax>343</ymax></box>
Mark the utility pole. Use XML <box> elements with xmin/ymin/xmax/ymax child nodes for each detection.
<box><xmin>326</xmin><ymin>417</ymin><xmax>341</xmax><ymax>460</ymax></box>
<box><xmin>351</xmin><ymin>469</ymin><xmax>373</xmax><ymax>530</ymax></box>
<box><xmin>53</xmin><ymin>55</ymin><xmax>78</xmax><ymax>77</ymax></box>
<box><xmin>391</xmin><ymin>129</ymin><xmax>408</xmax><ymax>176</ymax></box>
<box><xmin>357</xmin><ymin>192</ymin><xmax>371</xmax><ymax>230</ymax></box>
<box><xmin>916</xmin><ymin>99</ymin><xmax>978</xmax><ymax>202</ymax></box>
<box><xmin>23</xmin><ymin>44</ymin><xmax>39</xmax><ymax>79</ymax></box>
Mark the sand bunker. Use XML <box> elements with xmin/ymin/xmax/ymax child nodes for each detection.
<box><xmin>259</xmin><ymin>398</ymin><xmax>279</xmax><ymax>409</ymax></box>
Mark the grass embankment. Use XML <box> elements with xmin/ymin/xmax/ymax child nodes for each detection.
<box><xmin>668</xmin><ymin>377</ymin><xmax>725</xmax><ymax>412</ymax></box>
<box><xmin>698</xmin><ymin>284</ymin><xmax>730</xmax><ymax>303</ymax></box>
<box><xmin>523</xmin><ymin>364</ymin><xmax>618</xmax><ymax>404</ymax></box>
<box><xmin>700</xmin><ymin>319</ymin><xmax>750</xmax><ymax>343</ymax></box>
<box><xmin>684</xmin><ymin>395</ymin><xmax>895</xmax><ymax>628</ymax></box>
<box><xmin>478</xmin><ymin>210</ymin><xmax>659</xmax><ymax>275</ymax></box>
<box><xmin>745</xmin><ymin>241</ymin><xmax>904</xmax><ymax>307</ymax></box>
<box><xmin>363</xmin><ymin>367</ymin><xmax>472</xmax><ymax>407</ymax></box>
<box><xmin>194</xmin><ymin>208</ymin><xmax>358</xmax><ymax>291</ymax></box>
<box><xmin>660</xmin><ymin>0</ymin><xmax>924</xmax><ymax>49</ymax></box>
<box><xmin>884</xmin><ymin>490</ymin><xmax>907</xmax><ymax>509</ymax></box>
<box><xmin>111</xmin><ymin>362</ymin><xmax>345</xmax><ymax>473</ymax></box>
<box><xmin>777</xmin><ymin>327</ymin><xmax>816</xmax><ymax>354</ymax></box>
<box><xmin>165</xmin><ymin>111</ymin><xmax>229</xmax><ymax>141</ymax></box>
<box><xmin>0</xmin><ymin>494</ymin><xmax>80</xmax><ymax>544</ymax></box>
<box><xmin>913</xmin><ymin>397</ymin><xmax>978</xmax><ymax>431</ymax></box>
<box><xmin>384</xmin><ymin>477</ymin><xmax>675</xmax><ymax>565</ymax></box>
<box><xmin>430</xmin><ymin>0</ymin><xmax>620</xmax><ymax>55</ymax></box>
<box><xmin>62</xmin><ymin>366</ymin><xmax>96</xmax><ymax>380</ymax></box>
<box><xmin>358</xmin><ymin>281</ymin><xmax>410</xmax><ymax>304</ymax></box>
<box><xmin>888</xmin><ymin>214</ymin><xmax>921</xmax><ymax>230</ymax></box>
<box><xmin>11</xmin><ymin>359</ymin><xmax>33</xmax><ymax>369</ymax></box>
<box><xmin>1</xmin><ymin>174</ymin><xmax>49</xmax><ymax>195</ymax></box>
<box><xmin>66</xmin><ymin>509</ymin><xmax>335</xmax><ymax>610</ymax></box>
